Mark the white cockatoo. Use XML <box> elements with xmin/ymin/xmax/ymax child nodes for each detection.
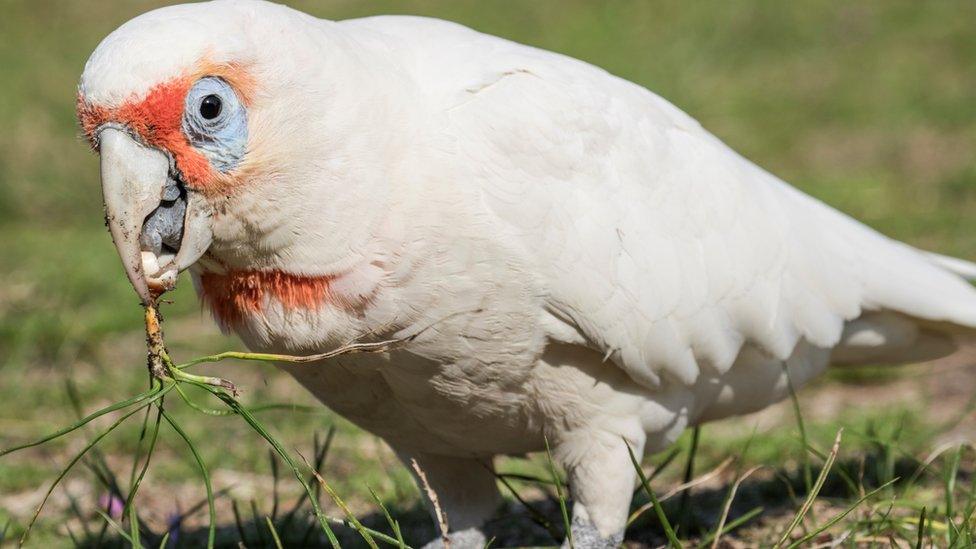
<box><xmin>80</xmin><ymin>1</ymin><xmax>976</xmax><ymax>546</ymax></box>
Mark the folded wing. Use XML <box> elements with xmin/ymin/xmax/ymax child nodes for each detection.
<box><xmin>353</xmin><ymin>15</ymin><xmax>976</xmax><ymax>388</ymax></box>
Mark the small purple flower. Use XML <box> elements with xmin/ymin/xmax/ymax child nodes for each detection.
<box><xmin>166</xmin><ymin>509</ymin><xmax>182</xmax><ymax>546</ymax></box>
<box><xmin>98</xmin><ymin>493</ymin><xmax>125</xmax><ymax>519</ymax></box>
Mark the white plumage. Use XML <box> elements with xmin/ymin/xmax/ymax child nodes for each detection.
<box><xmin>81</xmin><ymin>2</ymin><xmax>976</xmax><ymax>546</ymax></box>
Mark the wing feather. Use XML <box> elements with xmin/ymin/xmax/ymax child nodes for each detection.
<box><xmin>349</xmin><ymin>16</ymin><xmax>976</xmax><ymax>388</ymax></box>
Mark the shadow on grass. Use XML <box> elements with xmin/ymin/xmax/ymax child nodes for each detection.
<box><xmin>67</xmin><ymin>452</ymin><xmax>927</xmax><ymax>548</ymax></box>
<box><xmin>70</xmin><ymin>500</ymin><xmax>556</xmax><ymax>548</ymax></box>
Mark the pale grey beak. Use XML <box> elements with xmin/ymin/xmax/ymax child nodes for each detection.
<box><xmin>99</xmin><ymin>128</ymin><xmax>213</xmax><ymax>304</ymax></box>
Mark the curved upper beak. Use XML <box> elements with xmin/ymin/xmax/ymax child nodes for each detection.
<box><xmin>99</xmin><ymin>128</ymin><xmax>213</xmax><ymax>304</ymax></box>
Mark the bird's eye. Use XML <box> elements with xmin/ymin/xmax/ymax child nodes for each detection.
<box><xmin>199</xmin><ymin>95</ymin><xmax>222</xmax><ymax>120</ymax></box>
<box><xmin>182</xmin><ymin>77</ymin><xmax>248</xmax><ymax>172</ymax></box>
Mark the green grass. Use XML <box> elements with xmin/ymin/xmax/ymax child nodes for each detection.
<box><xmin>1</xmin><ymin>0</ymin><xmax>975</xmax><ymax>547</ymax></box>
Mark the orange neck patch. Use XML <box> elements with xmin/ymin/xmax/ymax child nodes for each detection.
<box><xmin>199</xmin><ymin>269</ymin><xmax>349</xmax><ymax>328</ymax></box>
<box><xmin>76</xmin><ymin>62</ymin><xmax>254</xmax><ymax>191</ymax></box>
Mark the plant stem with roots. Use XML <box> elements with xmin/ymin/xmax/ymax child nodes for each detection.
<box><xmin>144</xmin><ymin>302</ymin><xmax>168</xmax><ymax>380</ymax></box>
<box><xmin>144</xmin><ymin>301</ymin><xmax>240</xmax><ymax>395</ymax></box>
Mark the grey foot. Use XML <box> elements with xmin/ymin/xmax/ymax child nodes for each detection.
<box><xmin>561</xmin><ymin>516</ymin><xmax>623</xmax><ymax>549</ymax></box>
<box><xmin>422</xmin><ymin>527</ymin><xmax>488</xmax><ymax>549</ymax></box>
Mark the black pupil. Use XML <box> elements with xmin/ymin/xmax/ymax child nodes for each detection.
<box><xmin>199</xmin><ymin>95</ymin><xmax>222</xmax><ymax>119</ymax></box>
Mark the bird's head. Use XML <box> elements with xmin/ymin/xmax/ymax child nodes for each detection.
<box><xmin>78</xmin><ymin>0</ymin><xmax>401</xmax><ymax>312</ymax></box>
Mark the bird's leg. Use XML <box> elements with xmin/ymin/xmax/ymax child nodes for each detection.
<box><xmin>554</xmin><ymin>428</ymin><xmax>645</xmax><ymax>549</ymax></box>
<box><xmin>397</xmin><ymin>451</ymin><xmax>502</xmax><ymax>549</ymax></box>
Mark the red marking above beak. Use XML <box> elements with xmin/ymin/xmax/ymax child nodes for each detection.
<box><xmin>78</xmin><ymin>78</ymin><xmax>216</xmax><ymax>189</ymax></box>
<box><xmin>77</xmin><ymin>61</ymin><xmax>255</xmax><ymax>191</ymax></box>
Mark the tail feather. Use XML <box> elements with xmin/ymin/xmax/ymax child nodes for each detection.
<box><xmin>927</xmin><ymin>251</ymin><xmax>976</xmax><ymax>281</ymax></box>
<box><xmin>831</xmin><ymin>311</ymin><xmax>959</xmax><ymax>366</ymax></box>
<box><xmin>830</xmin><ymin>249</ymin><xmax>976</xmax><ymax>367</ymax></box>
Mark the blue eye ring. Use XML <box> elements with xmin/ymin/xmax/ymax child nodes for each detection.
<box><xmin>182</xmin><ymin>77</ymin><xmax>248</xmax><ymax>173</ymax></box>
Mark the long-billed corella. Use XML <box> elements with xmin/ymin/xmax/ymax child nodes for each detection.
<box><xmin>78</xmin><ymin>1</ymin><xmax>976</xmax><ymax>546</ymax></box>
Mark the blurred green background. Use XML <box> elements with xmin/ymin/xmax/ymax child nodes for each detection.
<box><xmin>0</xmin><ymin>0</ymin><xmax>974</xmax><ymax>545</ymax></box>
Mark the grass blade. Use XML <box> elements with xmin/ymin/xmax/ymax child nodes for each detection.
<box><xmin>625</xmin><ymin>438</ymin><xmax>682</xmax><ymax>548</ymax></box>
<box><xmin>280</xmin><ymin>427</ymin><xmax>335</xmax><ymax>533</ymax></box>
<box><xmin>544</xmin><ymin>437</ymin><xmax>574</xmax><ymax>548</ymax></box>
<box><xmin>305</xmin><ymin>456</ymin><xmax>379</xmax><ymax>549</ymax></box>
<box><xmin>799</xmin><ymin>439</ymin><xmax>860</xmax><ymax>497</ymax></box>
<box><xmin>368</xmin><ymin>487</ymin><xmax>406</xmax><ymax>549</ymax></box>
<box><xmin>493</xmin><ymin>467</ymin><xmax>559</xmax><ymax>540</ymax></box>
<box><xmin>19</xmin><ymin>386</ymin><xmax>171</xmax><ymax>545</ymax></box>
<box><xmin>95</xmin><ymin>509</ymin><xmax>136</xmax><ymax>545</ymax></box>
<box><xmin>231</xmin><ymin>500</ymin><xmax>249</xmax><ymax>546</ymax></box>
<box><xmin>270</xmin><ymin>449</ymin><xmax>281</xmax><ymax>521</ymax></box>
<box><xmin>160</xmin><ymin>407</ymin><xmax>216</xmax><ymax>549</ymax></box>
<box><xmin>266</xmin><ymin>516</ymin><xmax>285</xmax><ymax>549</ymax></box>
<box><xmin>785</xmin><ymin>365</ymin><xmax>813</xmax><ymax>501</ymax></box>
<box><xmin>204</xmin><ymin>385</ymin><xmax>342</xmax><ymax>547</ymax></box>
<box><xmin>785</xmin><ymin>478</ymin><xmax>898</xmax><ymax>549</ymax></box>
<box><xmin>678</xmin><ymin>426</ymin><xmax>701</xmax><ymax>533</ymax></box>
<box><xmin>410</xmin><ymin>458</ymin><xmax>450</xmax><ymax>547</ymax></box>
<box><xmin>322</xmin><ymin>516</ymin><xmax>415</xmax><ymax>548</ymax></box>
<box><xmin>945</xmin><ymin>445</ymin><xmax>963</xmax><ymax>546</ymax></box>
<box><xmin>628</xmin><ymin>457</ymin><xmax>735</xmax><ymax>526</ymax></box>
<box><xmin>775</xmin><ymin>428</ymin><xmax>843</xmax><ymax>548</ymax></box>
<box><xmin>125</xmin><ymin>406</ymin><xmax>162</xmax><ymax>543</ymax></box>
<box><xmin>707</xmin><ymin>466</ymin><xmax>763</xmax><ymax>549</ymax></box>
<box><xmin>251</xmin><ymin>499</ymin><xmax>267</xmax><ymax>546</ymax></box>
<box><xmin>698</xmin><ymin>506</ymin><xmax>763</xmax><ymax>549</ymax></box>
<box><xmin>0</xmin><ymin>386</ymin><xmax>159</xmax><ymax>457</ymax></box>
<box><xmin>129</xmin><ymin>503</ymin><xmax>141</xmax><ymax>548</ymax></box>
<box><xmin>916</xmin><ymin>506</ymin><xmax>927</xmax><ymax>549</ymax></box>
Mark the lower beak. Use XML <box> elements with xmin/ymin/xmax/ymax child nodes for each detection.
<box><xmin>99</xmin><ymin>128</ymin><xmax>213</xmax><ymax>304</ymax></box>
